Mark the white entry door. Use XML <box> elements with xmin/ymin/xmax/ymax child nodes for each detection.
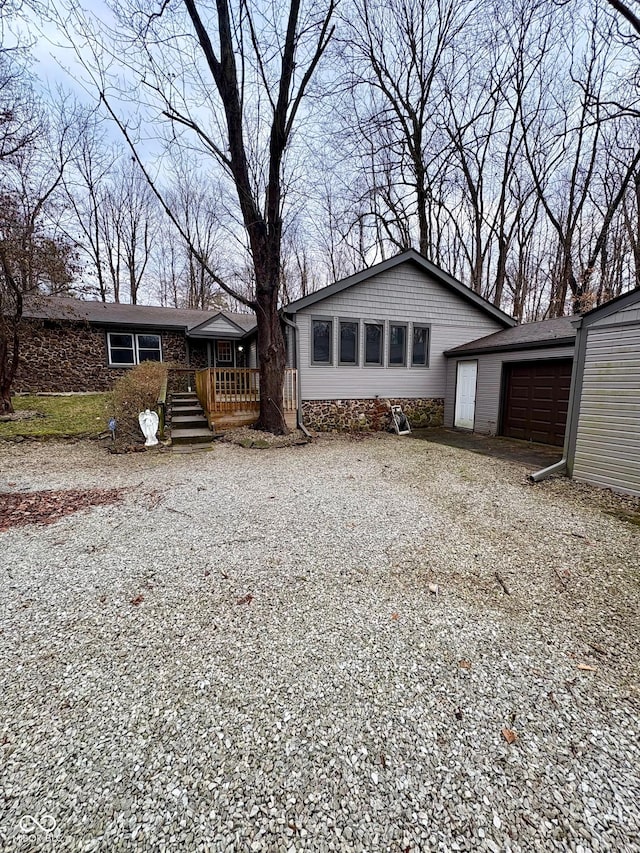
<box><xmin>454</xmin><ymin>361</ymin><xmax>477</xmax><ymax>430</ymax></box>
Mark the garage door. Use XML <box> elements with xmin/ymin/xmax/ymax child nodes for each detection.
<box><xmin>502</xmin><ymin>359</ymin><xmax>573</xmax><ymax>446</ymax></box>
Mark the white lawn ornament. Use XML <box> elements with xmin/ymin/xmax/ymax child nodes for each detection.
<box><xmin>138</xmin><ymin>408</ymin><xmax>159</xmax><ymax>446</ymax></box>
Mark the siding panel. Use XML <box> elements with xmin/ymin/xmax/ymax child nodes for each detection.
<box><xmin>444</xmin><ymin>346</ymin><xmax>575</xmax><ymax>433</ymax></box>
<box><xmin>295</xmin><ymin>264</ymin><xmax>504</xmax><ymax>400</ymax></box>
<box><xmin>573</xmin><ymin>324</ymin><xmax>640</xmax><ymax>496</ymax></box>
<box><xmin>590</xmin><ymin>305</ymin><xmax>640</xmax><ymax>328</ymax></box>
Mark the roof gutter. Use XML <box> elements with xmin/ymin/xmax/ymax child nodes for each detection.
<box><xmin>444</xmin><ymin>336</ymin><xmax>576</xmax><ymax>358</ymax></box>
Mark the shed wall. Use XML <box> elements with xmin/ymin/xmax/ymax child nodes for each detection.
<box><xmin>572</xmin><ymin>323</ymin><xmax>640</xmax><ymax>496</ymax></box>
<box><xmin>444</xmin><ymin>345</ymin><xmax>575</xmax><ymax>434</ymax></box>
<box><xmin>589</xmin><ymin>304</ymin><xmax>640</xmax><ymax>328</ymax></box>
<box><xmin>295</xmin><ymin>263</ymin><xmax>504</xmax><ymax>401</ymax></box>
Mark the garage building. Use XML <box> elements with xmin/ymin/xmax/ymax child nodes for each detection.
<box><xmin>444</xmin><ymin>318</ymin><xmax>576</xmax><ymax>447</ymax></box>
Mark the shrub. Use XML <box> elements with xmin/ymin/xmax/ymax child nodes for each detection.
<box><xmin>110</xmin><ymin>362</ymin><xmax>167</xmax><ymax>443</ymax></box>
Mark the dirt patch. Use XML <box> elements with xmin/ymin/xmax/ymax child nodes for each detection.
<box><xmin>0</xmin><ymin>410</ymin><xmax>45</xmax><ymax>422</ymax></box>
<box><xmin>221</xmin><ymin>426</ymin><xmax>311</xmax><ymax>449</ymax></box>
<box><xmin>0</xmin><ymin>488</ymin><xmax>126</xmax><ymax>531</ymax></box>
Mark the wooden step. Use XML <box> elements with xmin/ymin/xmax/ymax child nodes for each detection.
<box><xmin>171</xmin><ymin>414</ymin><xmax>209</xmax><ymax>429</ymax></box>
<box><xmin>171</xmin><ymin>405</ymin><xmax>203</xmax><ymax>417</ymax></box>
<box><xmin>171</xmin><ymin>427</ymin><xmax>214</xmax><ymax>445</ymax></box>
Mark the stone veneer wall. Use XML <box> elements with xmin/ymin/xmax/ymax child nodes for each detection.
<box><xmin>302</xmin><ymin>397</ymin><xmax>444</xmax><ymax>432</ymax></box>
<box><xmin>13</xmin><ymin>319</ymin><xmax>190</xmax><ymax>393</ymax></box>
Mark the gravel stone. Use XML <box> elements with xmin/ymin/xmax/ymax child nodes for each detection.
<box><xmin>0</xmin><ymin>435</ymin><xmax>639</xmax><ymax>852</ymax></box>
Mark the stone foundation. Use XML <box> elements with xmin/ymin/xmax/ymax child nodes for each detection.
<box><xmin>13</xmin><ymin>319</ymin><xmax>191</xmax><ymax>393</ymax></box>
<box><xmin>302</xmin><ymin>398</ymin><xmax>444</xmax><ymax>432</ymax></box>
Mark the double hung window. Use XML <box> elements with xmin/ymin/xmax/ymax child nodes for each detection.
<box><xmin>107</xmin><ymin>333</ymin><xmax>162</xmax><ymax>366</ymax></box>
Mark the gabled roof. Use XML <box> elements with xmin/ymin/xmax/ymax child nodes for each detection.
<box><xmin>23</xmin><ymin>295</ymin><xmax>256</xmax><ymax>335</ymax></box>
<box><xmin>444</xmin><ymin>316</ymin><xmax>577</xmax><ymax>357</ymax></box>
<box><xmin>188</xmin><ymin>312</ymin><xmax>254</xmax><ymax>337</ymax></box>
<box><xmin>284</xmin><ymin>249</ymin><xmax>516</xmax><ymax>327</ymax></box>
<box><xmin>578</xmin><ymin>285</ymin><xmax>640</xmax><ymax>327</ymax></box>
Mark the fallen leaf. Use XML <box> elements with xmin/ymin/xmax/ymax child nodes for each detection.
<box><xmin>130</xmin><ymin>595</ymin><xmax>144</xmax><ymax>606</ymax></box>
<box><xmin>458</xmin><ymin>659</ymin><xmax>471</xmax><ymax>669</ymax></box>
<box><xmin>236</xmin><ymin>593</ymin><xmax>253</xmax><ymax>605</ymax></box>
<box><xmin>501</xmin><ymin>728</ymin><xmax>517</xmax><ymax>744</ymax></box>
<box><xmin>391</xmin><ymin>612</ymin><xmax>399</xmax><ymax>620</ymax></box>
<box><xmin>577</xmin><ymin>663</ymin><xmax>598</xmax><ymax>672</ymax></box>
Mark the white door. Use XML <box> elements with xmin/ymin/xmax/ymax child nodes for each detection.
<box><xmin>454</xmin><ymin>361</ymin><xmax>477</xmax><ymax>430</ymax></box>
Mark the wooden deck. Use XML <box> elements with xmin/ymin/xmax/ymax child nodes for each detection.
<box><xmin>195</xmin><ymin>368</ymin><xmax>298</xmax><ymax>430</ymax></box>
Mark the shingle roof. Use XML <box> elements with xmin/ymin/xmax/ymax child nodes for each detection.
<box><xmin>23</xmin><ymin>295</ymin><xmax>256</xmax><ymax>334</ymax></box>
<box><xmin>445</xmin><ymin>317</ymin><xmax>577</xmax><ymax>356</ymax></box>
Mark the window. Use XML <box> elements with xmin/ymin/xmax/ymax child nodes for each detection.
<box><xmin>364</xmin><ymin>323</ymin><xmax>383</xmax><ymax>365</ymax></box>
<box><xmin>389</xmin><ymin>324</ymin><xmax>407</xmax><ymax>366</ymax></box>
<box><xmin>339</xmin><ymin>320</ymin><xmax>358</xmax><ymax>365</ymax></box>
<box><xmin>107</xmin><ymin>332</ymin><xmax>162</xmax><ymax>366</ymax></box>
<box><xmin>412</xmin><ymin>325</ymin><xmax>430</xmax><ymax>367</ymax></box>
<box><xmin>216</xmin><ymin>340</ymin><xmax>233</xmax><ymax>364</ymax></box>
<box><xmin>312</xmin><ymin>319</ymin><xmax>332</xmax><ymax>364</ymax></box>
<box><xmin>108</xmin><ymin>333</ymin><xmax>135</xmax><ymax>365</ymax></box>
<box><xmin>137</xmin><ymin>334</ymin><xmax>162</xmax><ymax>363</ymax></box>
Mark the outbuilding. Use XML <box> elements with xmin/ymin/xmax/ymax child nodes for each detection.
<box><xmin>564</xmin><ymin>287</ymin><xmax>640</xmax><ymax>496</ymax></box>
<box><xmin>444</xmin><ymin>318</ymin><xmax>577</xmax><ymax>447</ymax></box>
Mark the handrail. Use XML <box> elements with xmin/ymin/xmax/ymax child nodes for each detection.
<box><xmin>195</xmin><ymin>367</ymin><xmax>297</xmax><ymax>415</ymax></box>
<box><xmin>156</xmin><ymin>374</ymin><xmax>168</xmax><ymax>438</ymax></box>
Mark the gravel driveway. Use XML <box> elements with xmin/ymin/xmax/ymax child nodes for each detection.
<box><xmin>1</xmin><ymin>436</ymin><xmax>639</xmax><ymax>852</ymax></box>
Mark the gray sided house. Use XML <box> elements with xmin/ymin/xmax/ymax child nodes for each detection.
<box><xmin>564</xmin><ymin>287</ymin><xmax>640</xmax><ymax>497</ymax></box>
<box><xmin>284</xmin><ymin>249</ymin><xmax>514</xmax><ymax>431</ymax></box>
<box><xmin>14</xmin><ymin>296</ymin><xmax>257</xmax><ymax>394</ymax></box>
<box><xmin>444</xmin><ymin>318</ymin><xmax>577</xmax><ymax>446</ymax></box>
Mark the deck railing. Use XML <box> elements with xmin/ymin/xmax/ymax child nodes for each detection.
<box><xmin>195</xmin><ymin>367</ymin><xmax>297</xmax><ymax>415</ymax></box>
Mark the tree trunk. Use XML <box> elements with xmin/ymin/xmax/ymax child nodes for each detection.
<box><xmin>0</xmin><ymin>324</ymin><xmax>19</xmax><ymax>414</ymax></box>
<box><xmin>254</xmin><ymin>287</ymin><xmax>288</xmax><ymax>434</ymax></box>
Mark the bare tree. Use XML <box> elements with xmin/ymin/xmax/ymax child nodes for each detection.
<box><xmin>114</xmin><ymin>160</ymin><xmax>157</xmax><ymax>305</ymax></box>
<box><xmin>62</xmin><ymin>108</ymin><xmax>117</xmax><ymax>301</ymax></box>
<box><xmin>54</xmin><ymin>0</ymin><xmax>337</xmax><ymax>433</ymax></box>
<box><xmin>338</xmin><ymin>0</ymin><xmax>468</xmax><ymax>257</ymax></box>
<box><xmin>604</xmin><ymin>0</ymin><xmax>640</xmax><ymax>35</ymax></box>
<box><xmin>0</xmin><ymin>97</ymin><xmax>78</xmax><ymax>411</ymax></box>
<box><xmin>162</xmin><ymin>164</ymin><xmax>227</xmax><ymax>310</ymax></box>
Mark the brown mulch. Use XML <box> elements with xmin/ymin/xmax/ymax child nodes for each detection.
<box><xmin>0</xmin><ymin>488</ymin><xmax>126</xmax><ymax>532</ymax></box>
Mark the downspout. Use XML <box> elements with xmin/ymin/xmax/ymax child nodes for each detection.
<box><xmin>529</xmin><ymin>458</ymin><xmax>566</xmax><ymax>482</ymax></box>
<box><xmin>528</xmin><ymin>316</ymin><xmax>584</xmax><ymax>483</ymax></box>
<box><xmin>282</xmin><ymin>313</ymin><xmax>310</xmax><ymax>437</ymax></box>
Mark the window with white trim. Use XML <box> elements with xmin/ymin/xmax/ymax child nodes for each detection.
<box><xmin>107</xmin><ymin>332</ymin><xmax>162</xmax><ymax>366</ymax></box>
<box><xmin>216</xmin><ymin>340</ymin><xmax>233</xmax><ymax>364</ymax></box>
